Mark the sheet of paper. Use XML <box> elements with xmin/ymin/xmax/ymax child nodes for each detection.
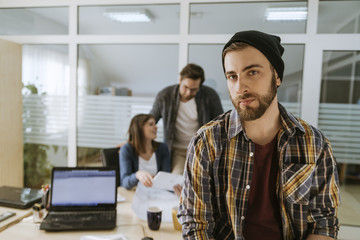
<box><xmin>80</xmin><ymin>233</ymin><xmax>128</xmax><ymax>240</ymax></box>
<box><xmin>131</xmin><ymin>183</ymin><xmax>179</xmax><ymax>222</ymax></box>
<box><xmin>152</xmin><ymin>171</ymin><xmax>183</xmax><ymax>191</ymax></box>
<box><xmin>117</xmin><ymin>193</ymin><xmax>126</xmax><ymax>203</ymax></box>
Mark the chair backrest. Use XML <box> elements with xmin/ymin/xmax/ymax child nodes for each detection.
<box><xmin>100</xmin><ymin>147</ymin><xmax>121</xmax><ymax>186</ymax></box>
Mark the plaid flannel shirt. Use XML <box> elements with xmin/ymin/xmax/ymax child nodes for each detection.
<box><xmin>178</xmin><ymin>103</ymin><xmax>340</xmax><ymax>240</ymax></box>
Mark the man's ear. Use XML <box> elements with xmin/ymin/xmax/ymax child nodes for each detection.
<box><xmin>276</xmin><ymin>77</ymin><xmax>281</xmax><ymax>87</ymax></box>
<box><xmin>275</xmin><ymin>71</ymin><xmax>281</xmax><ymax>87</ymax></box>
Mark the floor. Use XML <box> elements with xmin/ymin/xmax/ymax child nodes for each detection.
<box><xmin>338</xmin><ymin>225</ymin><xmax>360</xmax><ymax>240</ymax></box>
<box><xmin>337</xmin><ymin>184</ymin><xmax>360</xmax><ymax>240</ymax></box>
<box><xmin>338</xmin><ymin>185</ymin><xmax>360</xmax><ymax>226</ymax></box>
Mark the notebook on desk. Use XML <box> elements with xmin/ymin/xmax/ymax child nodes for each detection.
<box><xmin>40</xmin><ymin>167</ymin><xmax>117</xmax><ymax>231</ymax></box>
<box><xmin>0</xmin><ymin>186</ymin><xmax>42</xmax><ymax>209</ymax></box>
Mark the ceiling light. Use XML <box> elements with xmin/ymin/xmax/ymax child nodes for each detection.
<box><xmin>103</xmin><ymin>9</ymin><xmax>153</xmax><ymax>23</ymax></box>
<box><xmin>265</xmin><ymin>7</ymin><xmax>307</xmax><ymax>22</ymax></box>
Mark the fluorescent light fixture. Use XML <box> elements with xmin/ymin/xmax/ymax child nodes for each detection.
<box><xmin>265</xmin><ymin>7</ymin><xmax>307</xmax><ymax>21</ymax></box>
<box><xmin>103</xmin><ymin>8</ymin><xmax>153</xmax><ymax>23</ymax></box>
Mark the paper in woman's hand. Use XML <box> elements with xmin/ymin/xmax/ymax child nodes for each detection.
<box><xmin>152</xmin><ymin>171</ymin><xmax>183</xmax><ymax>191</ymax></box>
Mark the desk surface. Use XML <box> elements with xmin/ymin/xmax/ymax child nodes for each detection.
<box><xmin>0</xmin><ymin>206</ymin><xmax>32</xmax><ymax>232</ymax></box>
<box><xmin>0</xmin><ymin>187</ymin><xmax>182</xmax><ymax>240</ymax></box>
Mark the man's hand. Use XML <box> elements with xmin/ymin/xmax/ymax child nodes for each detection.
<box><xmin>306</xmin><ymin>234</ymin><xmax>334</xmax><ymax>240</ymax></box>
<box><xmin>136</xmin><ymin>171</ymin><xmax>153</xmax><ymax>187</ymax></box>
<box><xmin>173</xmin><ymin>184</ymin><xmax>183</xmax><ymax>196</ymax></box>
<box><xmin>116</xmin><ymin>142</ymin><xmax>126</xmax><ymax>149</ymax></box>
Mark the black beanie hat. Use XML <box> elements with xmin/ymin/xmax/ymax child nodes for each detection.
<box><xmin>222</xmin><ymin>30</ymin><xmax>285</xmax><ymax>81</ymax></box>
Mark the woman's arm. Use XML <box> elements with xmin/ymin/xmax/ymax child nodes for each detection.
<box><xmin>119</xmin><ymin>144</ymin><xmax>139</xmax><ymax>189</ymax></box>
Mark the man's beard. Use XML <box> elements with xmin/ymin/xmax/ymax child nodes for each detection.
<box><xmin>183</xmin><ymin>95</ymin><xmax>194</xmax><ymax>101</ymax></box>
<box><xmin>230</xmin><ymin>73</ymin><xmax>277</xmax><ymax>121</ymax></box>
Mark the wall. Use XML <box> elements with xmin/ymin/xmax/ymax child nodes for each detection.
<box><xmin>0</xmin><ymin>39</ymin><xmax>23</xmax><ymax>187</ymax></box>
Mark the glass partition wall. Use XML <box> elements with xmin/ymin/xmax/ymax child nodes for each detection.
<box><xmin>77</xmin><ymin>44</ymin><xmax>179</xmax><ymax>166</ymax></box>
<box><xmin>22</xmin><ymin>44</ymin><xmax>69</xmax><ymax>188</ymax></box>
<box><xmin>0</xmin><ymin>0</ymin><xmax>359</xmax><ymax>228</ymax></box>
<box><xmin>189</xmin><ymin>1</ymin><xmax>307</xmax><ymax>34</ymax></box>
<box><xmin>319</xmin><ymin>50</ymin><xmax>360</xmax><ymax>226</ymax></box>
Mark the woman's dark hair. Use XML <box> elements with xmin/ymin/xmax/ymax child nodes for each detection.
<box><xmin>128</xmin><ymin>114</ymin><xmax>159</xmax><ymax>155</ymax></box>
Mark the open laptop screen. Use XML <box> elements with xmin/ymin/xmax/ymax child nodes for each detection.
<box><xmin>50</xmin><ymin>168</ymin><xmax>117</xmax><ymax>209</ymax></box>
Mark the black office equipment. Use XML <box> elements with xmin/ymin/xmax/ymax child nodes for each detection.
<box><xmin>100</xmin><ymin>147</ymin><xmax>121</xmax><ymax>186</ymax></box>
<box><xmin>0</xmin><ymin>186</ymin><xmax>42</xmax><ymax>209</ymax></box>
<box><xmin>40</xmin><ymin>167</ymin><xmax>117</xmax><ymax>231</ymax></box>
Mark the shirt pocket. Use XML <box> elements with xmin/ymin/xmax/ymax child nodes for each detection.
<box><xmin>282</xmin><ymin>163</ymin><xmax>315</xmax><ymax>205</ymax></box>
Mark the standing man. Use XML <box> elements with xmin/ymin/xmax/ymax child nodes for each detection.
<box><xmin>178</xmin><ymin>31</ymin><xmax>340</xmax><ymax>239</ymax></box>
<box><xmin>150</xmin><ymin>63</ymin><xmax>223</xmax><ymax>175</ymax></box>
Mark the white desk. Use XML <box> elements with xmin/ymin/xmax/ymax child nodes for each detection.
<box><xmin>0</xmin><ymin>206</ymin><xmax>32</xmax><ymax>232</ymax></box>
<box><xmin>0</xmin><ymin>187</ymin><xmax>182</xmax><ymax>240</ymax></box>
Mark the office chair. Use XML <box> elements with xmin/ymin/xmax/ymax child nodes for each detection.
<box><xmin>100</xmin><ymin>147</ymin><xmax>121</xmax><ymax>186</ymax></box>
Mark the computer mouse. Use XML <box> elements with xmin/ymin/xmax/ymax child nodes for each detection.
<box><xmin>141</xmin><ymin>237</ymin><xmax>153</xmax><ymax>240</ymax></box>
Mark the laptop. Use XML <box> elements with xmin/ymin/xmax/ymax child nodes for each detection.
<box><xmin>0</xmin><ymin>186</ymin><xmax>42</xmax><ymax>209</ymax></box>
<box><xmin>40</xmin><ymin>167</ymin><xmax>117</xmax><ymax>231</ymax></box>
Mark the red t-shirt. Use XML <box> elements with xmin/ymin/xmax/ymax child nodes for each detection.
<box><xmin>243</xmin><ymin>137</ymin><xmax>282</xmax><ymax>240</ymax></box>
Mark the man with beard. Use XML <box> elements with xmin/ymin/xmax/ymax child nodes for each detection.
<box><xmin>178</xmin><ymin>31</ymin><xmax>340</xmax><ymax>240</ymax></box>
<box><xmin>150</xmin><ymin>63</ymin><xmax>223</xmax><ymax>176</ymax></box>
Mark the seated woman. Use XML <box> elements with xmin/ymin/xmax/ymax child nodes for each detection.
<box><xmin>120</xmin><ymin>113</ymin><xmax>171</xmax><ymax>189</ymax></box>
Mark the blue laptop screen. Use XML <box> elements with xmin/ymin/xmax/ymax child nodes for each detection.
<box><xmin>51</xmin><ymin>169</ymin><xmax>116</xmax><ymax>207</ymax></box>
